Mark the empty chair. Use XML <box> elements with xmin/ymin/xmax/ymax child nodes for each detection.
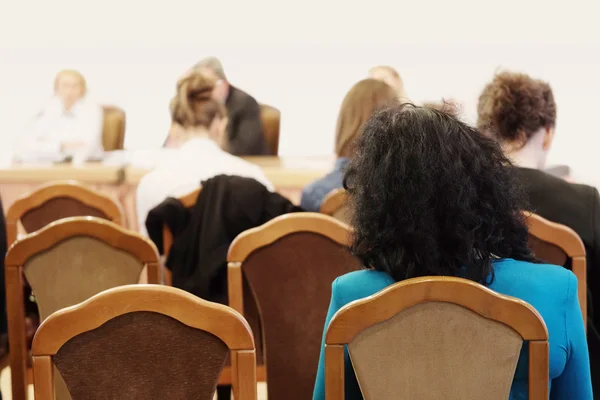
<box><xmin>525</xmin><ymin>212</ymin><xmax>587</xmax><ymax>325</ymax></box>
<box><xmin>31</xmin><ymin>285</ymin><xmax>257</xmax><ymax>400</ymax></box>
<box><xmin>6</xmin><ymin>180</ymin><xmax>123</xmax><ymax>246</ymax></box>
<box><xmin>5</xmin><ymin>217</ymin><xmax>160</xmax><ymax>400</ymax></box>
<box><xmin>319</xmin><ymin>188</ymin><xmax>351</xmax><ymax>224</ymax></box>
<box><xmin>324</xmin><ymin>277</ymin><xmax>549</xmax><ymax>400</ymax></box>
<box><xmin>259</xmin><ymin>104</ymin><xmax>280</xmax><ymax>156</ymax></box>
<box><xmin>101</xmin><ymin>105</ymin><xmax>126</xmax><ymax>151</ymax></box>
<box><xmin>228</xmin><ymin>212</ymin><xmax>360</xmax><ymax>400</ymax></box>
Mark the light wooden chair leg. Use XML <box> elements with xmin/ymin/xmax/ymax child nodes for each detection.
<box><xmin>325</xmin><ymin>344</ymin><xmax>345</xmax><ymax>400</ymax></box>
<box><xmin>33</xmin><ymin>356</ymin><xmax>55</xmax><ymax>400</ymax></box>
<box><xmin>6</xmin><ymin>267</ymin><xmax>28</xmax><ymax>400</ymax></box>
<box><xmin>233</xmin><ymin>350</ymin><xmax>257</xmax><ymax>400</ymax></box>
<box><xmin>529</xmin><ymin>341</ymin><xmax>549</xmax><ymax>400</ymax></box>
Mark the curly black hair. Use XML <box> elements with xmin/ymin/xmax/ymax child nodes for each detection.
<box><xmin>344</xmin><ymin>103</ymin><xmax>535</xmax><ymax>285</ymax></box>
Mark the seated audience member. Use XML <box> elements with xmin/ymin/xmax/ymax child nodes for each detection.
<box><xmin>300</xmin><ymin>79</ymin><xmax>397</xmax><ymax>211</ymax></box>
<box><xmin>136</xmin><ymin>73</ymin><xmax>273</xmax><ymax>235</ymax></box>
<box><xmin>368</xmin><ymin>65</ymin><xmax>409</xmax><ymax>101</ymax></box>
<box><xmin>185</xmin><ymin>57</ymin><xmax>266</xmax><ymax>156</ymax></box>
<box><xmin>313</xmin><ymin>105</ymin><xmax>592</xmax><ymax>399</ymax></box>
<box><xmin>15</xmin><ymin>69</ymin><xmax>103</xmax><ymax>164</ymax></box>
<box><xmin>478</xmin><ymin>71</ymin><xmax>600</xmax><ymax>389</ymax></box>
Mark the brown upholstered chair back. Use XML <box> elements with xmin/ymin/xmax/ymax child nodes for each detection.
<box><xmin>325</xmin><ymin>277</ymin><xmax>549</xmax><ymax>400</ymax></box>
<box><xmin>525</xmin><ymin>212</ymin><xmax>587</xmax><ymax>324</ymax></box>
<box><xmin>5</xmin><ymin>217</ymin><xmax>160</xmax><ymax>400</ymax></box>
<box><xmin>101</xmin><ymin>105</ymin><xmax>126</xmax><ymax>151</ymax></box>
<box><xmin>320</xmin><ymin>188</ymin><xmax>351</xmax><ymax>224</ymax></box>
<box><xmin>228</xmin><ymin>213</ymin><xmax>360</xmax><ymax>400</ymax></box>
<box><xmin>259</xmin><ymin>104</ymin><xmax>280</xmax><ymax>155</ymax></box>
<box><xmin>32</xmin><ymin>285</ymin><xmax>257</xmax><ymax>400</ymax></box>
<box><xmin>6</xmin><ymin>181</ymin><xmax>123</xmax><ymax>246</ymax></box>
<box><xmin>161</xmin><ymin>187</ymin><xmax>266</xmax><ymax>384</ymax></box>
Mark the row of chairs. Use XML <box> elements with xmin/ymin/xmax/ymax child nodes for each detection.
<box><xmin>3</xmin><ymin>180</ymin><xmax>587</xmax><ymax>400</ymax></box>
<box><xmin>30</xmin><ymin>275</ymin><xmax>549</xmax><ymax>400</ymax></box>
<box><xmin>100</xmin><ymin>103</ymin><xmax>281</xmax><ymax>155</ymax></box>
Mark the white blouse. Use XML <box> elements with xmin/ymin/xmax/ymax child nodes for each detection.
<box><xmin>16</xmin><ymin>96</ymin><xmax>103</xmax><ymax>163</ymax></box>
<box><xmin>136</xmin><ymin>137</ymin><xmax>274</xmax><ymax>235</ymax></box>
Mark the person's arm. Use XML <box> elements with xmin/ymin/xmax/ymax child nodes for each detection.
<box><xmin>15</xmin><ymin>102</ymin><xmax>62</xmax><ymax>162</ymax></box>
<box><xmin>227</xmin><ymin>100</ymin><xmax>265</xmax><ymax>156</ymax></box>
<box><xmin>70</xmin><ymin>103</ymin><xmax>104</xmax><ymax>162</ymax></box>
<box><xmin>313</xmin><ymin>278</ymin><xmax>343</xmax><ymax>400</ymax></box>
<box><xmin>550</xmin><ymin>272</ymin><xmax>593</xmax><ymax>399</ymax></box>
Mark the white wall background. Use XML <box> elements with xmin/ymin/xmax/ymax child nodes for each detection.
<box><xmin>1</xmin><ymin>0</ymin><xmax>599</xmax><ymax>184</ymax></box>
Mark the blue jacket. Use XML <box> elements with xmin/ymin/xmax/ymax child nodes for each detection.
<box><xmin>300</xmin><ymin>157</ymin><xmax>350</xmax><ymax>212</ymax></box>
<box><xmin>313</xmin><ymin>259</ymin><xmax>593</xmax><ymax>399</ymax></box>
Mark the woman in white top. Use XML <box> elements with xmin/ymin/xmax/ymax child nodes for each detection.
<box><xmin>16</xmin><ymin>70</ymin><xmax>104</xmax><ymax>164</ymax></box>
<box><xmin>136</xmin><ymin>72</ymin><xmax>273</xmax><ymax>235</ymax></box>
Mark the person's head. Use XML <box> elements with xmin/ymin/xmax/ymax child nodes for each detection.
<box><xmin>170</xmin><ymin>72</ymin><xmax>228</xmax><ymax>148</ymax></box>
<box><xmin>335</xmin><ymin>79</ymin><xmax>398</xmax><ymax>158</ymax></box>
<box><xmin>345</xmin><ymin>103</ymin><xmax>534</xmax><ymax>285</ymax></box>
<box><xmin>368</xmin><ymin>65</ymin><xmax>407</xmax><ymax>98</ymax></box>
<box><xmin>192</xmin><ymin>57</ymin><xmax>229</xmax><ymax>103</ymax></box>
<box><xmin>54</xmin><ymin>70</ymin><xmax>87</xmax><ymax>110</ymax></box>
<box><xmin>477</xmin><ymin>72</ymin><xmax>557</xmax><ymax>168</ymax></box>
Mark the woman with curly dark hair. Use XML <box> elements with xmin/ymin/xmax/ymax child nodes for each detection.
<box><xmin>313</xmin><ymin>104</ymin><xmax>592</xmax><ymax>399</ymax></box>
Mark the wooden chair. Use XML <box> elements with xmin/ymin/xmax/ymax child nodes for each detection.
<box><xmin>319</xmin><ymin>188</ymin><xmax>351</xmax><ymax>224</ymax></box>
<box><xmin>101</xmin><ymin>105</ymin><xmax>126</xmax><ymax>151</ymax></box>
<box><xmin>525</xmin><ymin>212</ymin><xmax>587</xmax><ymax>325</ymax></box>
<box><xmin>228</xmin><ymin>212</ymin><xmax>361</xmax><ymax>400</ymax></box>
<box><xmin>6</xmin><ymin>180</ymin><xmax>123</xmax><ymax>246</ymax></box>
<box><xmin>159</xmin><ymin>187</ymin><xmax>266</xmax><ymax>386</ymax></box>
<box><xmin>325</xmin><ymin>276</ymin><xmax>549</xmax><ymax>400</ymax></box>
<box><xmin>5</xmin><ymin>217</ymin><xmax>160</xmax><ymax>400</ymax></box>
<box><xmin>259</xmin><ymin>104</ymin><xmax>280</xmax><ymax>155</ymax></box>
<box><xmin>31</xmin><ymin>284</ymin><xmax>257</xmax><ymax>400</ymax></box>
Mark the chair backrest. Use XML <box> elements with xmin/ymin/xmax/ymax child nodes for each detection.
<box><xmin>5</xmin><ymin>217</ymin><xmax>160</xmax><ymax>400</ymax></box>
<box><xmin>325</xmin><ymin>276</ymin><xmax>549</xmax><ymax>400</ymax></box>
<box><xmin>101</xmin><ymin>105</ymin><xmax>126</xmax><ymax>151</ymax></box>
<box><xmin>525</xmin><ymin>212</ymin><xmax>587</xmax><ymax>325</ymax></box>
<box><xmin>228</xmin><ymin>212</ymin><xmax>360</xmax><ymax>400</ymax></box>
<box><xmin>6</xmin><ymin>180</ymin><xmax>123</xmax><ymax>246</ymax></box>
<box><xmin>31</xmin><ymin>285</ymin><xmax>257</xmax><ymax>400</ymax></box>
<box><xmin>259</xmin><ymin>104</ymin><xmax>280</xmax><ymax>156</ymax></box>
<box><xmin>320</xmin><ymin>188</ymin><xmax>351</xmax><ymax>224</ymax></box>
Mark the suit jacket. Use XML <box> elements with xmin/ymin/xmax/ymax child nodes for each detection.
<box><xmin>225</xmin><ymin>86</ymin><xmax>266</xmax><ymax>156</ymax></box>
<box><xmin>146</xmin><ymin>175</ymin><xmax>302</xmax><ymax>302</ymax></box>
<box><xmin>516</xmin><ymin>167</ymin><xmax>600</xmax><ymax>394</ymax></box>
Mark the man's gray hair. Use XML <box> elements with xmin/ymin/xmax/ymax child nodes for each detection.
<box><xmin>193</xmin><ymin>57</ymin><xmax>227</xmax><ymax>80</ymax></box>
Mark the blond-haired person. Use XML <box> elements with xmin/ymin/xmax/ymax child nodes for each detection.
<box><xmin>300</xmin><ymin>79</ymin><xmax>397</xmax><ymax>211</ymax></box>
<box><xmin>136</xmin><ymin>73</ymin><xmax>273</xmax><ymax>235</ymax></box>
<box><xmin>368</xmin><ymin>65</ymin><xmax>409</xmax><ymax>102</ymax></box>
<box><xmin>16</xmin><ymin>69</ymin><xmax>103</xmax><ymax>164</ymax></box>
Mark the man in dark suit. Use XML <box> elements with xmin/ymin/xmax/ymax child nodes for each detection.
<box><xmin>478</xmin><ymin>71</ymin><xmax>600</xmax><ymax>394</ymax></box>
<box><xmin>192</xmin><ymin>57</ymin><xmax>266</xmax><ymax>156</ymax></box>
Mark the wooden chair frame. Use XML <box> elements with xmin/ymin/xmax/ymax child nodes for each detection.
<box><xmin>324</xmin><ymin>276</ymin><xmax>549</xmax><ymax>400</ymax></box>
<box><xmin>525</xmin><ymin>212</ymin><xmax>587</xmax><ymax>325</ymax></box>
<box><xmin>6</xmin><ymin>180</ymin><xmax>124</xmax><ymax>246</ymax></box>
<box><xmin>160</xmin><ymin>187</ymin><xmax>266</xmax><ymax>384</ymax></box>
<box><xmin>319</xmin><ymin>188</ymin><xmax>348</xmax><ymax>217</ymax></box>
<box><xmin>5</xmin><ymin>217</ymin><xmax>160</xmax><ymax>400</ymax></box>
<box><xmin>31</xmin><ymin>285</ymin><xmax>257</xmax><ymax>400</ymax></box>
<box><xmin>226</xmin><ymin>212</ymin><xmax>352</xmax><ymax>387</ymax></box>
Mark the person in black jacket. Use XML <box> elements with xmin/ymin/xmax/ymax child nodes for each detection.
<box><xmin>190</xmin><ymin>57</ymin><xmax>266</xmax><ymax>156</ymax></box>
<box><xmin>478</xmin><ymin>71</ymin><xmax>600</xmax><ymax>394</ymax></box>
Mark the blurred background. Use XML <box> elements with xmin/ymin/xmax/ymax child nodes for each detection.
<box><xmin>1</xmin><ymin>0</ymin><xmax>599</xmax><ymax>184</ymax></box>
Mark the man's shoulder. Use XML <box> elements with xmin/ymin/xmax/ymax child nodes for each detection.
<box><xmin>228</xmin><ymin>86</ymin><xmax>260</xmax><ymax>109</ymax></box>
<box><xmin>517</xmin><ymin>167</ymin><xmax>597</xmax><ymax>206</ymax></box>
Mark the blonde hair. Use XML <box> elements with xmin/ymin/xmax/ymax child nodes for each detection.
<box><xmin>53</xmin><ymin>69</ymin><xmax>87</xmax><ymax>95</ymax></box>
<box><xmin>170</xmin><ymin>73</ymin><xmax>227</xmax><ymax>129</ymax></box>
<box><xmin>335</xmin><ymin>79</ymin><xmax>398</xmax><ymax>158</ymax></box>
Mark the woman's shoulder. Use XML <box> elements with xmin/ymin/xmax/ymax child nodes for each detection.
<box><xmin>332</xmin><ymin>269</ymin><xmax>395</xmax><ymax>306</ymax></box>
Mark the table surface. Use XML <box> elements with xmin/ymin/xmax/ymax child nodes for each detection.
<box><xmin>0</xmin><ymin>156</ymin><xmax>336</xmax><ymax>188</ymax></box>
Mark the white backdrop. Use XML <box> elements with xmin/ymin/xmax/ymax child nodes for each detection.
<box><xmin>1</xmin><ymin>0</ymin><xmax>599</xmax><ymax>185</ymax></box>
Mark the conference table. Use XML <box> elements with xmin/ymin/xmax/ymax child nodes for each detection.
<box><xmin>0</xmin><ymin>156</ymin><xmax>335</xmax><ymax>231</ymax></box>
